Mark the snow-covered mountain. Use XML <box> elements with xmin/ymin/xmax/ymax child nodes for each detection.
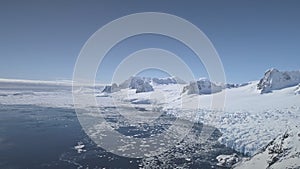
<box><xmin>101</xmin><ymin>83</ymin><xmax>120</xmax><ymax>93</ymax></box>
<box><xmin>222</xmin><ymin>82</ymin><xmax>251</xmax><ymax>89</ymax></box>
<box><xmin>257</xmin><ymin>68</ymin><xmax>300</xmax><ymax>93</ymax></box>
<box><xmin>120</xmin><ymin>76</ymin><xmax>185</xmax><ymax>86</ymax></box>
<box><xmin>182</xmin><ymin>78</ymin><xmax>223</xmax><ymax>95</ymax></box>
<box><xmin>108</xmin><ymin>76</ymin><xmax>246</xmax><ymax>95</ymax></box>
<box><xmin>117</xmin><ymin>76</ymin><xmax>186</xmax><ymax>93</ymax></box>
<box><xmin>152</xmin><ymin>76</ymin><xmax>186</xmax><ymax>85</ymax></box>
<box><xmin>118</xmin><ymin>76</ymin><xmax>154</xmax><ymax>93</ymax></box>
<box><xmin>181</xmin><ymin>78</ymin><xmax>250</xmax><ymax>95</ymax></box>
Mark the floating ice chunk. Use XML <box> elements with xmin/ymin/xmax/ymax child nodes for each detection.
<box><xmin>74</xmin><ymin>142</ymin><xmax>86</xmax><ymax>153</ymax></box>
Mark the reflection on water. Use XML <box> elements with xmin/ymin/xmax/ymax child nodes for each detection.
<box><xmin>0</xmin><ymin>104</ymin><xmax>241</xmax><ymax>169</ymax></box>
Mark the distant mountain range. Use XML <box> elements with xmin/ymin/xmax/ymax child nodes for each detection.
<box><xmin>101</xmin><ymin>68</ymin><xmax>300</xmax><ymax>95</ymax></box>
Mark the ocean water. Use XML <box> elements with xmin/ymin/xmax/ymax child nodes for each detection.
<box><xmin>0</xmin><ymin>104</ymin><xmax>240</xmax><ymax>169</ymax></box>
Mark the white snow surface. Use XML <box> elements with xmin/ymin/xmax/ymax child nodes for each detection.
<box><xmin>0</xmin><ymin>77</ymin><xmax>300</xmax><ymax>167</ymax></box>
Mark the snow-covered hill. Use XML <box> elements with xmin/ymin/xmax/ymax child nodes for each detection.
<box><xmin>257</xmin><ymin>68</ymin><xmax>300</xmax><ymax>93</ymax></box>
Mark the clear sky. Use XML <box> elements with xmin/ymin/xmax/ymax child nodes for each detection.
<box><xmin>0</xmin><ymin>0</ymin><xmax>300</xmax><ymax>84</ymax></box>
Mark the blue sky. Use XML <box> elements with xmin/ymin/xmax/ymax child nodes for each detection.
<box><xmin>0</xmin><ymin>0</ymin><xmax>300</xmax><ymax>83</ymax></box>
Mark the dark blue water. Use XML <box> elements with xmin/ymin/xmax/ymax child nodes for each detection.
<box><xmin>0</xmin><ymin>104</ymin><xmax>240</xmax><ymax>169</ymax></box>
